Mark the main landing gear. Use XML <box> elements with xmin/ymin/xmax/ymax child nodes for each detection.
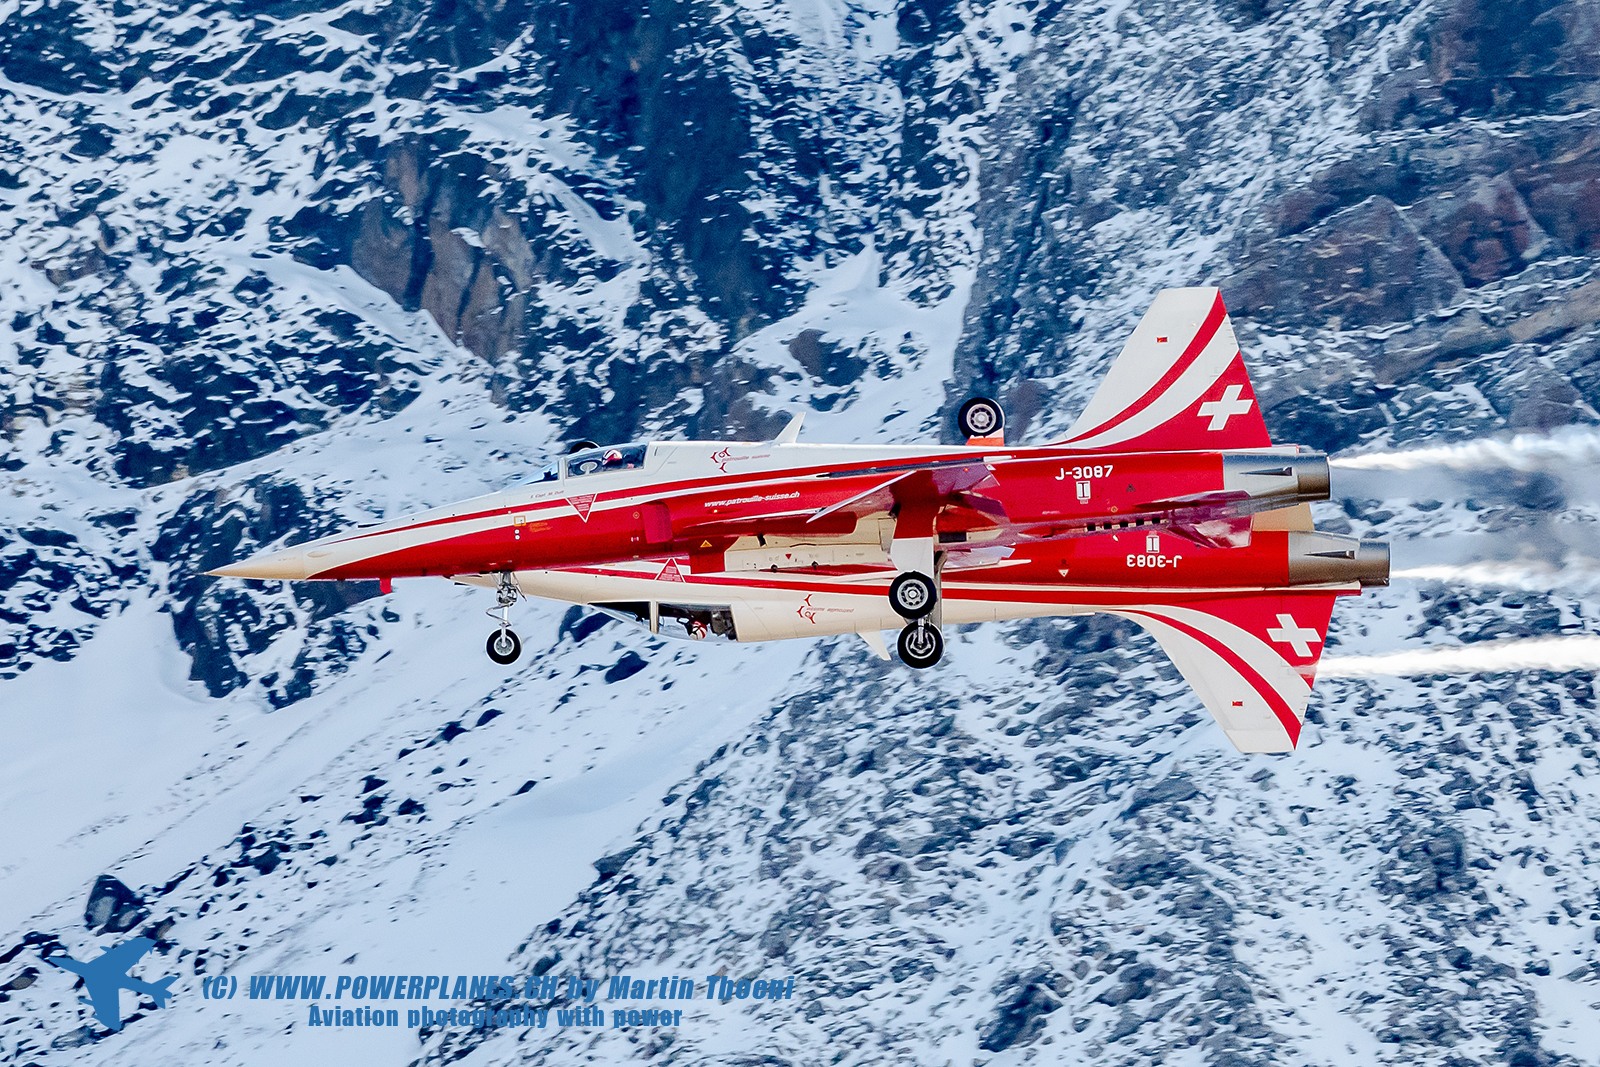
<box><xmin>485</xmin><ymin>572</ymin><xmax>523</xmax><ymax>665</ymax></box>
<box><xmin>888</xmin><ymin>571</ymin><xmax>937</xmax><ymax>619</ymax></box>
<box><xmin>897</xmin><ymin>620</ymin><xmax>944</xmax><ymax>669</ymax></box>
<box><xmin>889</xmin><ymin>570</ymin><xmax>943</xmax><ymax>669</ymax></box>
<box><xmin>883</xmin><ymin>392</ymin><xmax>1008</xmax><ymax>671</ymax></box>
<box><xmin>957</xmin><ymin>396</ymin><xmax>1005</xmax><ymax>440</ymax></box>
<box><xmin>889</xmin><ymin>569</ymin><xmax>942</xmax><ymax>667</ymax></box>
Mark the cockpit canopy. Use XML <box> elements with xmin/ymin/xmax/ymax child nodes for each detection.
<box><xmin>531</xmin><ymin>442</ymin><xmax>649</xmax><ymax>483</ymax></box>
<box><xmin>568</xmin><ymin>442</ymin><xmax>648</xmax><ymax>477</ymax></box>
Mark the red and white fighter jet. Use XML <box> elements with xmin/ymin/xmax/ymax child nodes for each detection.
<box><xmin>213</xmin><ymin>288</ymin><xmax>1388</xmax><ymax>752</ymax></box>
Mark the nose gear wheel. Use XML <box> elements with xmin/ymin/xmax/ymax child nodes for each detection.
<box><xmin>487</xmin><ymin>628</ymin><xmax>522</xmax><ymax>664</ymax></box>
<box><xmin>484</xmin><ymin>572</ymin><xmax>523</xmax><ymax>665</ymax></box>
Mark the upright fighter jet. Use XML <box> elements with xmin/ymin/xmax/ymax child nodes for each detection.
<box><xmin>213</xmin><ymin>288</ymin><xmax>1388</xmax><ymax>752</ymax></box>
<box><xmin>47</xmin><ymin>938</ymin><xmax>175</xmax><ymax>1031</ymax></box>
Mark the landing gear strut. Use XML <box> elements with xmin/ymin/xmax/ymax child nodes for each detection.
<box><xmin>887</xmin><ymin>496</ymin><xmax>945</xmax><ymax>668</ymax></box>
<box><xmin>485</xmin><ymin>571</ymin><xmax>522</xmax><ymax>665</ymax></box>
<box><xmin>889</xmin><ymin>566</ymin><xmax>944</xmax><ymax>668</ymax></box>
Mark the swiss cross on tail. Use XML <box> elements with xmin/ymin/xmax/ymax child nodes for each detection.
<box><xmin>1115</xmin><ymin>592</ymin><xmax>1340</xmax><ymax>754</ymax></box>
<box><xmin>1059</xmin><ymin>288</ymin><xmax>1272</xmax><ymax>451</ymax></box>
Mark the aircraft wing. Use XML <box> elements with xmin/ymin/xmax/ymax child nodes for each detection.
<box><xmin>807</xmin><ymin>461</ymin><xmax>1001</xmax><ymax>524</ymax></box>
<box><xmin>1114</xmin><ymin>591</ymin><xmax>1339</xmax><ymax>753</ymax></box>
<box><xmin>79</xmin><ymin>977</ymin><xmax>126</xmax><ymax>1031</ymax></box>
<box><xmin>96</xmin><ymin>937</ymin><xmax>155</xmax><ymax>971</ymax></box>
<box><xmin>668</xmin><ymin>459</ymin><xmax>1004</xmax><ymax>545</ymax></box>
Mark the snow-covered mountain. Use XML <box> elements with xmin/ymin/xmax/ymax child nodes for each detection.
<box><xmin>4</xmin><ymin>0</ymin><xmax>1600</xmax><ymax>1063</ymax></box>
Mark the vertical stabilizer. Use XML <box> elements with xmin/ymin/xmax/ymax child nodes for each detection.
<box><xmin>1061</xmin><ymin>287</ymin><xmax>1271</xmax><ymax>452</ymax></box>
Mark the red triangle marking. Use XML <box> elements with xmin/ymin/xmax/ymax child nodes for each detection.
<box><xmin>567</xmin><ymin>494</ymin><xmax>596</xmax><ymax>521</ymax></box>
<box><xmin>658</xmin><ymin>559</ymin><xmax>685</xmax><ymax>582</ymax></box>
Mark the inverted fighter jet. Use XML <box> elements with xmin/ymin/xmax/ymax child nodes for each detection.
<box><xmin>212</xmin><ymin>288</ymin><xmax>1388</xmax><ymax>752</ymax></box>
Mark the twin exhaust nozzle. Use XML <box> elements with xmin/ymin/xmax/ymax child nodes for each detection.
<box><xmin>1288</xmin><ymin>533</ymin><xmax>1390</xmax><ymax>587</ymax></box>
<box><xmin>1221</xmin><ymin>452</ymin><xmax>1331</xmax><ymax>504</ymax></box>
<box><xmin>1222</xmin><ymin>452</ymin><xmax>1389</xmax><ymax>587</ymax></box>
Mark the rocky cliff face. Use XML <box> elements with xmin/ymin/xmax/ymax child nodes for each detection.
<box><xmin>4</xmin><ymin>0</ymin><xmax>1600</xmax><ymax>1064</ymax></box>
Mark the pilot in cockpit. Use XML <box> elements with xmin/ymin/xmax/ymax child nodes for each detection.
<box><xmin>603</xmin><ymin>447</ymin><xmax>642</xmax><ymax>470</ymax></box>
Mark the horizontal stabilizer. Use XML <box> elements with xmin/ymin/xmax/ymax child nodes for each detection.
<box><xmin>1116</xmin><ymin>591</ymin><xmax>1339</xmax><ymax>753</ymax></box>
<box><xmin>1253</xmin><ymin>504</ymin><xmax>1315</xmax><ymax>532</ymax></box>
<box><xmin>147</xmin><ymin>975</ymin><xmax>177</xmax><ymax>1007</ymax></box>
<box><xmin>1061</xmin><ymin>288</ymin><xmax>1271</xmax><ymax>452</ymax></box>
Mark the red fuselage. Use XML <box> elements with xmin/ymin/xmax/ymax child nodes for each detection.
<box><xmin>230</xmin><ymin>441</ymin><xmax>1331</xmax><ymax>585</ymax></box>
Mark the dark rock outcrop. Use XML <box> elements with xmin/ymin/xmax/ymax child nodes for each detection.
<box><xmin>84</xmin><ymin>876</ymin><xmax>146</xmax><ymax>934</ymax></box>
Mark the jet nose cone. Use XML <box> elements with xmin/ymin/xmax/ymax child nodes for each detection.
<box><xmin>207</xmin><ymin>545</ymin><xmax>309</xmax><ymax>580</ymax></box>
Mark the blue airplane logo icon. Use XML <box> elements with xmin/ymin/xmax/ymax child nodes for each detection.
<box><xmin>47</xmin><ymin>937</ymin><xmax>175</xmax><ymax>1031</ymax></box>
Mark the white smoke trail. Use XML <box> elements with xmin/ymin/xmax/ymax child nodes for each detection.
<box><xmin>1394</xmin><ymin>560</ymin><xmax>1600</xmax><ymax>596</ymax></box>
<box><xmin>1333</xmin><ymin>426</ymin><xmax>1600</xmax><ymax>472</ymax></box>
<box><xmin>1321</xmin><ymin>635</ymin><xmax>1600</xmax><ymax>678</ymax></box>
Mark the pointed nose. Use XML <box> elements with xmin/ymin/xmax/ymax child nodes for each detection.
<box><xmin>207</xmin><ymin>545</ymin><xmax>309</xmax><ymax>580</ymax></box>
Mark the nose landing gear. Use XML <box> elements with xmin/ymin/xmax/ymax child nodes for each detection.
<box><xmin>485</xmin><ymin>572</ymin><xmax>523</xmax><ymax>665</ymax></box>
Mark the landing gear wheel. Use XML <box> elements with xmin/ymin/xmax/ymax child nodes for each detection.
<box><xmin>957</xmin><ymin>396</ymin><xmax>1005</xmax><ymax>439</ymax></box>
<box><xmin>484</xmin><ymin>572</ymin><xmax>522</xmax><ymax>664</ymax></box>
<box><xmin>487</xmin><ymin>628</ymin><xmax>522</xmax><ymax>665</ymax></box>
<box><xmin>897</xmin><ymin>622</ymin><xmax>944</xmax><ymax>669</ymax></box>
<box><xmin>889</xmin><ymin>570</ymin><xmax>938</xmax><ymax>619</ymax></box>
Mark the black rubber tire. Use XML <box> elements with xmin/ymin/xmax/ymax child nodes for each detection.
<box><xmin>566</xmin><ymin>439</ymin><xmax>600</xmax><ymax>454</ymax></box>
<box><xmin>888</xmin><ymin>571</ymin><xmax>938</xmax><ymax>619</ymax></box>
<box><xmin>897</xmin><ymin>623</ymin><xmax>944</xmax><ymax>669</ymax></box>
<box><xmin>957</xmin><ymin>396</ymin><xmax>1005</xmax><ymax>439</ymax></box>
<box><xmin>486</xmin><ymin>628</ymin><xmax>522</xmax><ymax>665</ymax></box>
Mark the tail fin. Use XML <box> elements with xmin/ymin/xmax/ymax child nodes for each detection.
<box><xmin>1061</xmin><ymin>287</ymin><xmax>1271</xmax><ymax>452</ymax></box>
<box><xmin>1116</xmin><ymin>590</ymin><xmax>1341</xmax><ymax>753</ymax></box>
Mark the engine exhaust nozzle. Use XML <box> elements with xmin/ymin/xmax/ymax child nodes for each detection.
<box><xmin>1222</xmin><ymin>452</ymin><xmax>1331</xmax><ymax>505</ymax></box>
<box><xmin>1287</xmin><ymin>532</ymin><xmax>1391</xmax><ymax>587</ymax></box>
